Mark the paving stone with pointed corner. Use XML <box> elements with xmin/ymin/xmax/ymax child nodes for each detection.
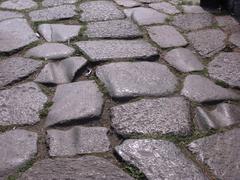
<box><xmin>42</xmin><ymin>0</ymin><xmax>77</xmax><ymax>7</ymax></box>
<box><xmin>0</xmin><ymin>82</ymin><xmax>47</xmax><ymax>126</ymax></box>
<box><xmin>115</xmin><ymin>139</ymin><xmax>207</xmax><ymax>180</ymax></box>
<box><xmin>181</xmin><ymin>75</ymin><xmax>240</xmax><ymax>103</ymax></box>
<box><xmin>75</xmin><ymin>39</ymin><xmax>158</xmax><ymax>62</ymax></box>
<box><xmin>35</xmin><ymin>57</ymin><xmax>87</xmax><ymax>84</ymax></box>
<box><xmin>79</xmin><ymin>1</ymin><xmax>125</xmax><ymax>22</ymax></box>
<box><xmin>182</xmin><ymin>5</ymin><xmax>206</xmax><ymax>13</ymax></box>
<box><xmin>45</xmin><ymin>81</ymin><xmax>103</xmax><ymax>127</ymax></box>
<box><xmin>0</xmin><ymin>10</ymin><xmax>23</xmax><ymax>21</ymax></box>
<box><xmin>0</xmin><ymin>18</ymin><xmax>38</xmax><ymax>53</ymax></box>
<box><xmin>149</xmin><ymin>2</ymin><xmax>180</xmax><ymax>15</ymax></box>
<box><xmin>187</xmin><ymin>29</ymin><xmax>226</xmax><ymax>57</ymax></box>
<box><xmin>229</xmin><ymin>32</ymin><xmax>240</xmax><ymax>48</ymax></box>
<box><xmin>38</xmin><ymin>24</ymin><xmax>81</xmax><ymax>42</ymax></box>
<box><xmin>114</xmin><ymin>0</ymin><xmax>141</xmax><ymax>7</ymax></box>
<box><xmin>147</xmin><ymin>25</ymin><xmax>188</xmax><ymax>48</ymax></box>
<box><xmin>188</xmin><ymin>128</ymin><xmax>240</xmax><ymax>179</ymax></box>
<box><xmin>164</xmin><ymin>48</ymin><xmax>204</xmax><ymax>72</ymax></box>
<box><xmin>208</xmin><ymin>52</ymin><xmax>240</xmax><ymax>88</ymax></box>
<box><xmin>29</xmin><ymin>5</ymin><xmax>76</xmax><ymax>22</ymax></box>
<box><xmin>96</xmin><ymin>62</ymin><xmax>178</xmax><ymax>98</ymax></box>
<box><xmin>85</xmin><ymin>19</ymin><xmax>142</xmax><ymax>39</ymax></box>
<box><xmin>0</xmin><ymin>0</ymin><xmax>37</xmax><ymax>10</ymax></box>
<box><xmin>19</xmin><ymin>156</ymin><xmax>134</xmax><ymax>180</ymax></box>
<box><xmin>111</xmin><ymin>97</ymin><xmax>191</xmax><ymax>137</ymax></box>
<box><xmin>25</xmin><ymin>43</ymin><xmax>75</xmax><ymax>60</ymax></box>
<box><xmin>47</xmin><ymin>126</ymin><xmax>110</xmax><ymax>156</ymax></box>
<box><xmin>0</xmin><ymin>57</ymin><xmax>42</xmax><ymax>87</ymax></box>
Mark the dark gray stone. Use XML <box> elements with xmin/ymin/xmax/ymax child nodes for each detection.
<box><xmin>42</xmin><ymin>0</ymin><xmax>77</xmax><ymax>7</ymax></box>
<box><xmin>114</xmin><ymin>0</ymin><xmax>141</xmax><ymax>7</ymax></box>
<box><xmin>182</xmin><ymin>5</ymin><xmax>206</xmax><ymax>13</ymax></box>
<box><xmin>149</xmin><ymin>2</ymin><xmax>180</xmax><ymax>15</ymax></box>
<box><xmin>96</xmin><ymin>62</ymin><xmax>178</xmax><ymax>98</ymax></box>
<box><xmin>0</xmin><ymin>0</ymin><xmax>37</xmax><ymax>10</ymax></box>
<box><xmin>229</xmin><ymin>32</ymin><xmax>240</xmax><ymax>48</ymax></box>
<box><xmin>0</xmin><ymin>10</ymin><xmax>23</xmax><ymax>21</ymax></box>
<box><xmin>116</xmin><ymin>139</ymin><xmax>207</xmax><ymax>180</ymax></box>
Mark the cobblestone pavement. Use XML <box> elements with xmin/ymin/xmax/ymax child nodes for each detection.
<box><xmin>0</xmin><ymin>0</ymin><xmax>240</xmax><ymax>179</ymax></box>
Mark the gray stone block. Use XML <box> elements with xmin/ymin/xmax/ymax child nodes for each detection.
<box><xmin>0</xmin><ymin>0</ymin><xmax>37</xmax><ymax>10</ymax></box>
<box><xmin>0</xmin><ymin>10</ymin><xmax>23</xmax><ymax>21</ymax></box>
<box><xmin>149</xmin><ymin>2</ymin><xmax>180</xmax><ymax>15</ymax></box>
<box><xmin>114</xmin><ymin>0</ymin><xmax>141</xmax><ymax>7</ymax></box>
<box><xmin>42</xmin><ymin>0</ymin><xmax>77</xmax><ymax>7</ymax></box>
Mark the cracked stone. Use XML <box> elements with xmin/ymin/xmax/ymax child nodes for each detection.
<box><xmin>75</xmin><ymin>39</ymin><xmax>158</xmax><ymax>62</ymax></box>
<box><xmin>114</xmin><ymin>0</ymin><xmax>141</xmax><ymax>7</ymax></box>
<box><xmin>182</xmin><ymin>5</ymin><xmax>206</xmax><ymax>13</ymax></box>
<box><xmin>147</xmin><ymin>25</ymin><xmax>188</xmax><ymax>48</ymax></box>
<box><xmin>0</xmin><ymin>18</ymin><xmax>38</xmax><ymax>53</ymax></box>
<box><xmin>0</xmin><ymin>0</ymin><xmax>37</xmax><ymax>10</ymax></box>
<box><xmin>45</xmin><ymin>81</ymin><xmax>103</xmax><ymax>127</ymax></box>
<box><xmin>47</xmin><ymin>126</ymin><xmax>110</xmax><ymax>156</ymax></box>
<box><xmin>111</xmin><ymin>97</ymin><xmax>191</xmax><ymax>136</ymax></box>
<box><xmin>187</xmin><ymin>29</ymin><xmax>226</xmax><ymax>57</ymax></box>
<box><xmin>149</xmin><ymin>2</ymin><xmax>180</xmax><ymax>15</ymax></box>
<box><xmin>115</xmin><ymin>139</ymin><xmax>207</xmax><ymax>180</ymax></box>
<box><xmin>96</xmin><ymin>62</ymin><xmax>178</xmax><ymax>98</ymax></box>
<box><xmin>42</xmin><ymin>0</ymin><xmax>77</xmax><ymax>7</ymax></box>
<box><xmin>0</xmin><ymin>10</ymin><xmax>23</xmax><ymax>21</ymax></box>
<box><xmin>229</xmin><ymin>32</ymin><xmax>240</xmax><ymax>48</ymax></box>
<box><xmin>25</xmin><ymin>43</ymin><xmax>75</xmax><ymax>60</ymax></box>
<box><xmin>188</xmin><ymin>128</ymin><xmax>240</xmax><ymax>179</ymax></box>
<box><xmin>181</xmin><ymin>75</ymin><xmax>240</xmax><ymax>103</ymax></box>
<box><xmin>164</xmin><ymin>48</ymin><xmax>204</xmax><ymax>72</ymax></box>
<box><xmin>79</xmin><ymin>1</ymin><xmax>125</xmax><ymax>22</ymax></box>
<box><xmin>38</xmin><ymin>24</ymin><xmax>81</xmax><ymax>42</ymax></box>
<box><xmin>0</xmin><ymin>129</ymin><xmax>37</xmax><ymax>178</ymax></box>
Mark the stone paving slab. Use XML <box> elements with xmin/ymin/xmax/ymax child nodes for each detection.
<box><xmin>182</xmin><ymin>5</ymin><xmax>206</xmax><ymax>13</ymax></box>
<box><xmin>0</xmin><ymin>0</ymin><xmax>38</xmax><ymax>10</ymax></box>
<box><xmin>215</xmin><ymin>15</ymin><xmax>240</xmax><ymax>33</ymax></box>
<box><xmin>229</xmin><ymin>32</ymin><xmax>240</xmax><ymax>48</ymax></box>
<box><xmin>114</xmin><ymin>0</ymin><xmax>141</xmax><ymax>7</ymax></box>
<box><xmin>0</xmin><ymin>10</ymin><xmax>23</xmax><ymax>21</ymax></box>
<box><xmin>42</xmin><ymin>0</ymin><xmax>77</xmax><ymax>7</ymax></box>
<box><xmin>149</xmin><ymin>2</ymin><xmax>180</xmax><ymax>15</ymax></box>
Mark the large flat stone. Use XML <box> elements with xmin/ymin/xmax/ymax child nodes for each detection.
<box><xmin>42</xmin><ymin>0</ymin><xmax>77</xmax><ymax>7</ymax></box>
<box><xmin>0</xmin><ymin>57</ymin><xmax>42</xmax><ymax>87</ymax></box>
<box><xmin>47</xmin><ymin>126</ymin><xmax>110</xmax><ymax>156</ymax></box>
<box><xmin>0</xmin><ymin>0</ymin><xmax>37</xmax><ymax>10</ymax></box>
<box><xmin>182</xmin><ymin>5</ymin><xmax>206</xmax><ymax>13</ymax></box>
<box><xmin>181</xmin><ymin>75</ymin><xmax>240</xmax><ymax>103</ymax></box>
<box><xmin>45</xmin><ymin>81</ymin><xmax>103</xmax><ymax>127</ymax></box>
<box><xmin>19</xmin><ymin>156</ymin><xmax>134</xmax><ymax>180</ymax></box>
<box><xmin>96</xmin><ymin>62</ymin><xmax>178</xmax><ymax>98</ymax></box>
<box><xmin>0</xmin><ymin>18</ymin><xmax>38</xmax><ymax>53</ymax></box>
<box><xmin>0</xmin><ymin>10</ymin><xmax>23</xmax><ymax>21</ymax></box>
<box><xmin>111</xmin><ymin>97</ymin><xmax>191</xmax><ymax>137</ymax></box>
<box><xmin>0</xmin><ymin>129</ymin><xmax>37</xmax><ymax>177</ymax></box>
<box><xmin>229</xmin><ymin>32</ymin><xmax>240</xmax><ymax>48</ymax></box>
<box><xmin>75</xmin><ymin>39</ymin><xmax>158</xmax><ymax>62</ymax></box>
<box><xmin>188</xmin><ymin>128</ymin><xmax>240</xmax><ymax>179</ymax></box>
<box><xmin>136</xmin><ymin>0</ymin><xmax>162</xmax><ymax>3</ymax></box>
<box><xmin>115</xmin><ymin>139</ymin><xmax>207</xmax><ymax>180</ymax></box>
<box><xmin>114</xmin><ymin>0</ymin><xmax>141</xmax><ymax>7</ymax></box>
<box><xmin>216</xmin><ymin>15</ymin><xmax>240</xmax><ymax>33</ymax></box>
<box><xmin>149</xmin><ymin>2</ymin><xmax>180</xmax><ymax>15</ymax></box>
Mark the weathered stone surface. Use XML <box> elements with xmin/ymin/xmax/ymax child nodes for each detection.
<box><xmin>38</xmin><ymin>24</ymin><xmax>81</xmax><ymax>42</ymax></box>
<box><xmin>47</xmin><ymin>126</ymin><xmax>110</xmax><ymax>156</ymax></box>
<box><xmin>147</xmin><ymin>25</ymin><xmax>188</xmax><ymax>48</ymax></box>
<box><xmin>149</xmin><ymin>2</ymin><xmax>180</xmax><ymax>15</ymax></box>
<box><xmin>42</xmin><ymin>0</ymin><xmax>77</xmax><ymax>7</ymax></box>
<box><xmin>0</xmin><ymin>57</ymin><xmax>42</xmax><ymax>87</ymax></box>
<box><xmin>45</xmin><ymin>81</ymin><xmax>103</xmax><ymax>127</ymax></box>
<box><xmin>182</xmin><ymin>5</ymin><xmax>206</xmax><ymax>13</ymax></box>
<box><xmin>0</xmin><ymin>10</ymin><xmax>23</xmax><ymax>21</ymax></box>
<box><xmin>195</xmin><ymin>103</ymin><xmax>240</xmax><ymax>131</ymax></box>
<box><xmin>208</xmin><ymin>52</ymin><xmax>240</xmax><ymax>88</ymax></box>
<box><xmin>75</xmin><ymin>39</ymin><xmax>158</xmax><ymax>62</ymax></box>
<box><xmin>0</xmin><ymin>18</ymin><xmax>38</xmax><ymax>53</ymax></box>
<box><xmin>79</xmin><ymin>1</ymin><xmax>125</xmax><ymax>22</ymax></box>
<box><xmin>188</xmin><ymin>128</ymin><xmax>240</xmax><ymax>179</ymax></box>
<box><xmin>173</xmin><ymin>13</ymin><xmax>214</xmax><ymax>31</ymax></box>
<box><xmin>164</xmin><ymin>48</ymin><xmax>204</xmax><ymax>72</ymax></box>
<box><xmin>19</xmin><ymin>156</ymin><xmax>133</xmax><ymax>180</ymax></box>
<box><xmin>0</xmin><ymin>129</ymin><xmax>38</xmax><ymax>177</ymax></box>
<box><xmin>229</xmin><ymin>32</ymin><xmax>240</xmax><ymax>48</ymax></box>
<box><xmin>123</xmin><ymin>8</ymin><xmax>137</xmax><ymax>18</ymax></box>
<box><xmin>85</xmin><ymin>19</ymin><xmax>142</xmax><ymax>39</ymax></box>
<box><xmin>181</xmin><ymin>75</ymin><xmax>240</xmax><ymax>103</ymax></box>
<box><xmin>136</xmin><ymin>0</ymin><xmax>162</xmax><ymax>3</ymax></box>
<box><xmin>187</xmin><ymin>29</ymin><xmax>226</xmax><ymax>57</ymax></box>
<box><xmin>29</xmin><ymin>5</ymin><xmax>76</xmax><ymax>22</ymax></box>
<box><xmin>25</xmin><ymin>43</ymin><xmax>75</xmax><ymax>60</ymax></box>
<box><xmin>111</xmin><ymin>97</ymin><xmax>191</xmax><ymax>136</ymax></box>
<box><xmin>0</xmin><ymin>0</ymin><xmax>37</xmax><ymax>10</ymax></box>
<box><xmin>216</xmin><ymin>15</ymin><xmax>240</xmax><ymax>33</ymax></box>
<box><xmin>116</xmin><ymin>139</ymin><xmax>207</xmax><ymax>180</ymax></box>
<box><xmin>96</xmin><ymin>62</ymin><xmax>178</xmax><ymax>98</ymax></box>
<box><xmin>114</xmin><ymin>0</ymin><xmax>141</xmax><ymax>7</ymax></box>
<box><xmin>35</xmin><ymin>57</ymin><xmax>87</xmax><ymax>84</ymax></box>
<box><xmin>0</xmin><ymin>82</ymin><xmax>47</xmax><ymax>126</ymax></box>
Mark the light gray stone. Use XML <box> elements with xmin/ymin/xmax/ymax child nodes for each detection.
<box><xmin>45</xmin><ymin>81</ymin><xmax>103</xmax><ymax>127</ymax></box>
<box><xmin>0</xmin><ymin>129</ymin><xmax>38</xmax><ymax>178</ymax></box>
<box><xmin>38</xmin><ymin>24</ymin><xmax>81</xmax><ymax>42</ymax></box>
<box><xmin>149</xmin><ymin>2</ymin><xmax>180</xmax><ymax>15</ymax></box>
<box><xmin>75</xmin><ymin>39</ymin><xmax>158</xmax><ymax>62</ymax></box>
<box><xmin>188</xmin><ymin>128</ymin><xmax>240</xmax><ymax>180</ymax></box>
<box><xmin>0</xmin><ymin>18</ymin><xmax>38</xmax><ymax>53</ymax></box>
<box><xmin>229</xmin><ymin>32</ymin><xmax>240</xmax><ymax>48</ymax></box>
<box><xmin>208</xmin><ymin>52</ymin><xmax>240</xmax><ymax>88</ymax></box>
<box><xmin>19</xmin><ymin>156</ymin><xmax>134</xmax><ymax>180</ymax></box>
<box><xmin>96</xmin><ymin>62</ymin><xmax>178</xmax><ymax>98</ymax></box>
<box><xmin>182</xmin><ymin>5</ymin><xmax>206</xmax><ymax>13</ymax></box>
<box><xmin>123</xmin><ymin>8</ymin><xmax>137</xmax><ymax>18</ymax></box>
<box><xmin>0</xmin><ymin>10</ymin><xmax>23</xmax><ymax>21</ymax></box>
<box><xmin>79</xmin><ymin>1</ymin><xmax>125</xmax><ymax>22</ymax></box>
<box><xmin>29</xmin><ymin>5</ymin><xmax>76</xmax><ymax>22</ymax></box>
<box><xmin>114</xmin><ymin>0</ymin><xmax>141</xmax><ymax>7</ymax></box>
<box><xmin>85</xmin><ymin>19</ymin><xmax>142</xmax><ymax>39</ymax></box>
<box><xmin>181</xmin><ymin>75</ymin><xmax>240</xmax><ymax>103</ymax></box>
<box><xmin>147</xmin><ymin>25</ymin><xmax>188</xmax><ymax>48</ymax></box>
<box><xmin>216</xmin><ymin>15</ymin><xmax>240</xmax><ymax>33</ymax></box>
<box><xmin>25</xmin><ymin>43</ymin><xmax>75</xmax><ymax>60</ymax></box>
<box><xmin>42</xmin><ymin>0</ymin><xmax>77</xmax><ymax>7</ymax></box>
<box><xmin>35</xmin><ymin>57</ymin><xmax>87</xmax><ymax>84</ymax></box>
<box><xmin>0</xmin><ymin>0</ymin><xmax>37</xmax><ymax>10</ymax></box>
<box><xmin>0</xmin><ymin>82</ymin><xmax>48</xmax><ymax>126</ymax></box>
<box><xmin>47</xmin><ymin>126</ymin><xmax>110</xmax><ymax>156</ymax></box>
<box><xmin>187</xmin><ymin>29</ymin><xmax>226</xmax><ymax>57</ymax></box>
<box><xmin>116</xmin><ymin>139</ymin><xmax>207</xmax><ymax>180</ymax></box>
<box><xmin>111</xmin><ymin>97</ymin><xmax>191</xmax><ymax>136</ymax></box>
<box><xmin>164</xmin><ymin>48</ymin><xmax>204</xmax><ymax>72</ymax></box>
<box><xmin>136</xmin><ymin>0</ymin><xmax>162</xmax><ymax>3</ymax></box>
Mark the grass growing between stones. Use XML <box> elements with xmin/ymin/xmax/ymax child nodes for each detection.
<box><xmin>39</xmin><ymin>101</ymin><xmax>53</xmax><ymax>119</ymax></box>
<box><xmin>122</xmin><ymin>163</ymin><xmax>147</xmax><ymax>180</ymax></box>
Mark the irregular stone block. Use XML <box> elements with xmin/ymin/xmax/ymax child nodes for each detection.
<box><xmin>42</xmin><ymin>0</ymin><xmax>77</xmax><ymax>7</ymax></box>
<box><xmin>216</xmin><ymin>15</ymin><xmax>240</xmax><ymax>33</ymax></box>
<box><xmin>0</xmin><ymin>0</ymin><xmax>37</xmax><ymax>10</ymax></box>
<box><xmin>0</xmin><ymin>10</ymin><xmax>23</xmax><ymax>21</ymax></box>
<box><xmin>136</xmin><ymin>0</ymin><xmax>162</xmax><ymax>3</ymax></box>
<box><xmin>182</xmin><ymin>5</ymin><xmax>206</xmax><ymax>13</ymax></box>
<box><xmin>149</xmin><ymin>2</ymin><xmax>180</xmax><ymax>15</ymax></box>
<box><xmin>114</xmin><ymin>0</ymin><xmax>141</xmax><ymax>7</ymax></box>
<box><xmin>229</xmin><ymin>32</ymin><xmax>240</xmax><ymax>48</ymax></box>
